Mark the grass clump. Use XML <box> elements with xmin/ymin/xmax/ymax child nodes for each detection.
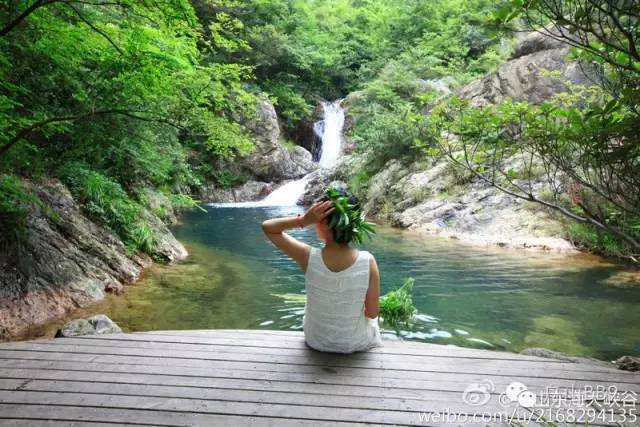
<box><xmin>59</xmin><ymin>163</ymin><xmax>157</xmax><ymax>255</ymax></box>
<box><xmin>0</xmin><ymin>174</ymin><xmax>40</xmax><ymax>241</ymax></box>
<box><xmin>379</xmin><ymin>277</ymin><xmax>417</xmax><ymax>328</ymax></box>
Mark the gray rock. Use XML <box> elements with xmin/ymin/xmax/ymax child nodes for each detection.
<box><xmin>616</xmin><ymin>355</ymin><xmax>640</xmax><ymax>372</ymax></box>
<box><xmin>140</xmin><ymin>209</ymin><xmax>188</xmax><ymax>262</ymax></box>
<box><xmin>511</xmin><ymin>27</ymin><xmax>568</xmax><ymax>59</ymax></box>
<box><xmin>362</xmin><ymin>160</ymin><xmax>412</xmax><ymax>217</ymax></box>
<box><xmin>199</xmin><ymin>180</ymin><xmax>274</xmax><ymax>203</ymax></box>
<box><xmin>416</xmin><ymin>77</ymin><xmax>456</xmax><ymax>96</ymax></box>
<box><xmin>238</xmin><ymin>97</ymin><xmax>318</xmax><ymax>181</ymax></box>
<box><xmin>336</xmin><ymin>154</ymin><xmax>572</xmax><ymax>252</ymax></box>
<box><xmin>143</xmin><ymin>188</ymin><xmax>177</xmax><ymax>225</ymax></box>
<box><xmin>460</xmin><ymin>47</ymin><xmax>578</xmax><ymax>106</ymax></box>
<box><xmin>290</xmin><ymin>146</ymin><xmax>316</xmax><ymax>172</ymax></box>
<box><xmin>299</xmin><ymin>155</ymin><xmax>361</xmax><ymax>205</ymax></box>
<box><xmin>459</xmin><ymin>28</ymin><xmax>595</xmax><ymax>107</ymax></box>
<box><xmin>55</xmin><ymin>314</ymin><xmax>122</xmax><ymax>337</ymax></box>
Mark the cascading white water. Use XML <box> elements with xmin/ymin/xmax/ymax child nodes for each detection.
<box><xmin>258</xmin><ymin>175</ymin><xmax>311</xmax><ymax>206</ymax></box>
<box><xmin>208</xmin><ymin>100</ymin><xmax>344</xmax><ymax>207</ymax></box>
<box><xmin>314</xmin><ymin>100</ymin><xmax>344</xmax><ymax>169</ymax></box>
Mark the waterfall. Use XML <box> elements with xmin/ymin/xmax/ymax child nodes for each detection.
<box><xmin>258</xmin><ymin>175</ymin><xmax>311</xmax><ymax>206</ymax></box>
<box><xmin>208</xmin><ymin>100</ymin><xmax>344</xmax><ymax>208</ymax></box>
<box><xmin>314</xmin><ymin>100</ymin><xmax>344</xmax><ymax>169</ymax></box>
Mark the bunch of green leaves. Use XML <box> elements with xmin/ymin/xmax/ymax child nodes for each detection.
<box><xmin>379</xmin><ymin>277</ymin><xmax>417</xmax><ymax>328</ymax></box>
<box><xmin>324</xmin><ymin>186</ymin><xmax>376</xmax><ymax>245</ymax></box>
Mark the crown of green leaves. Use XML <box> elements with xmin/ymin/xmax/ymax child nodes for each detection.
<box><xmin>324</xmin><ymin>187</ymin><xmax>376</xmax><ymax>245</ymax></box>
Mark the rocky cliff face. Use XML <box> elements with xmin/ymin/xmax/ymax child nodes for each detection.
<box><xmin>302</xmin><ymin>31</ymin><xmax>586</xmax><ymax>252</ymax></box>
<box><xmin>0</xmin><ymin>180</ymin><xmax>187</xmax><ymax>339</ymax></box>
<box><xmin>200</xmin><ymin>97</ymin><xmax>318</xmax><ymax>203</ymax></box>
<box><xmin>459</xmin><ymin>30</ymin><xmax>593</xmax><ymax>106</ymax></box>
<box><xmin>239</xmin><ymin>97</ymin><xmax>317</xmax><ymax>181</ymax></box>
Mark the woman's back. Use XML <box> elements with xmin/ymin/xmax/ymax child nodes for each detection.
<box><xmin>303</xmin><ymin>246</ymin><xmax>383</xmax><ymax>353</ymax></box>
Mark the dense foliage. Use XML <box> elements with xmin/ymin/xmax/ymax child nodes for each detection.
<box><xmin>197</xmin><ymin>0</ymin><xmax>507</xmax><ymax>132</ymax></box>
<box><xmin>1</xmin><ymin>0</ymin><xmax>256</xmax><ymax>252</ymax></box>
<box><xmin>1</xmin><ymin>0</ymin><xmax>508</xmax><ymax>254</ymax></box>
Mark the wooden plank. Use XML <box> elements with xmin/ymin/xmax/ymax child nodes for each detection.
<box><xmin>44</xmin><ymin>336</ymin><xmax>624</xmax><ymax>375</ymax></box>
<box><xmin>0</xmin><ymin>329</ymin><xmax>631</xmax><ymax>427</ymax></box>
<box><xmin>87</xmin><ymin>331</ymin><xmax>556</xmax><ymax>362</ymax></box>
<box><xmin>0</xmin><ymin>389</ymin><xmax>535</xmax><ymax>425</ymax></box>
<box><xmin>3</xmin><ymin>378</ymin><xmax>620</xmax><ymax>426</ymax></box>
<box><xmin>1</xmin><ymin>358</ymin><xmax>638</xmax><ymax>397</ymax></box>
<box><xmin>0</xmin><ymin>342</ymin><xmax>634</xmax><ymax>384</ymax></box>
<box><xmin>0</xmin><ymin>378</ymin><xmax>528</xmax><ymax>416</ymax></box>
<box><xmin>140</xmin><ymin>329</ymin><xmax>306</xmax><ymax>338</ymax></box>
<box><xmin>0</xmin><ymin>403</ymin><xmax>375</xmax><ymax>427</ymax></box>
<box><xmin>0</xmin><ymin>421</ymin><xmax>134</xmax><ymax>427</ymax></box>
<box><xmin>0</xmin><ymin>363</ymin><xmax>511</xmax><ymax>400</ymax></box>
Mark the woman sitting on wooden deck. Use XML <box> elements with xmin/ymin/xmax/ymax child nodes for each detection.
<box><xmin>261</xmin><ymin>187</ymin><xmax>383</xmax><ymax>354</ymax></box>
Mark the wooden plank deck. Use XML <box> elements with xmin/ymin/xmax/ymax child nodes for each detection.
<box><xmin>0</xmin><ymin>329</ymin><xmax>637</xmax><ymax>426</ymax></box>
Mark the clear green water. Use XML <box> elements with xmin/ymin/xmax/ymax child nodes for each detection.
<box><xmin>25</xmin><ymin>205</ymin><xmax>640</xmax><ymax>361</ymax></box>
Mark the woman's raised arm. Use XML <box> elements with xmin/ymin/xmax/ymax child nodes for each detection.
<box><xmin>261</xmin><ymin>201</ymin><xmax>334</xmax><ymax>272</ymax></box>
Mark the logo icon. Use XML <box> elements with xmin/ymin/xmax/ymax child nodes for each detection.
<box><xmin>462</xmin><ymin>379</ymin><xmax>494</xmax><ymax>406</ymax></box>
<box><xmin>504</xmin><ymin>382</ymin><xmax>537</xmax><ymax>408</ymax></box>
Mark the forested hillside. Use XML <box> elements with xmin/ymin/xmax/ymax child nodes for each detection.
<box><xmin>0</xmin><ymin>0</ymin><xmax>510</xmax><ymax>251</ymax></box>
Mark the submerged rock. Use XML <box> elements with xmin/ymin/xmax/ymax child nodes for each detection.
<box><xmin>521</xmin><ymin>347</ymin><xmax>616</xmax><ymax>369</ymax></box>
<box><xmin>55</xmin><ymin>314</ymin><xmax>122</xmax><ymax>337</ymax></box>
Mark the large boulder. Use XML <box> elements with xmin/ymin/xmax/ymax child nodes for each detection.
<box><xmin>139</xmin><ymin>209</ymin><xmax>188</xmax><ymax>262</ymax></box>
<box><xmin>334</xmin><ymin>155</ymin><xmax>573</xmax><ymax>252</ymax></box>
<box><xmin>239</xmin><ymin>97</ymin><xmax>318</xmax><ymax>181</ymax></box>
<box><xmin>459</xmin><ymin>30</ymin><xmax>594</xmax><ymax>107</ymax></box>
<box><xmin>511</xmin><ymin>27</ymin><xmax>568</xmax><ymax>59</ymax></box>
<box><xmin>299</xmin><ymin>155</ymin><xmax>362</xmax><ymax>205</ymax></box>
<box><xmin>143</xmin><ymin>188</ymin><xmax>178</xmax><ymax>225</ymax></box>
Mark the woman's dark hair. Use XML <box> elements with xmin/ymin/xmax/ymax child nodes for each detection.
<box><xmin>315</xmin><ymin>187</ymin><xmax>361</xmax><ymax>244</ymax></box>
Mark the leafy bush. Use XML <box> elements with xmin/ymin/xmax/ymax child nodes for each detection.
<box><xmin>379</xmin><ymin>277</ymin><xmax>417</xmax><ymax>328</ymax></box>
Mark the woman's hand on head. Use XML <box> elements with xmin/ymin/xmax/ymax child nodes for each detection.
<box><xmin>303</xmin><ymin>201</ymin><xmax>334</xmax><ymax>225</ymax></box>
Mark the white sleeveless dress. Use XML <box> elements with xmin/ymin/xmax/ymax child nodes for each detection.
<box><xmin>302</xmin><ymin>246</ymin><xmax>383</xmax><ymax>353</ymax></box>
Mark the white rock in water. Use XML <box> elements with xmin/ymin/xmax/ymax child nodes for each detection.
<box><xmin>56</xmin><ymin>314</ymin><xmax>121</xmax><ymax>338</ymax></box>
<box><xmin>466</xmin><ymin>338</ymin><xmax>495</xmax><ymax>348</ymax></box>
